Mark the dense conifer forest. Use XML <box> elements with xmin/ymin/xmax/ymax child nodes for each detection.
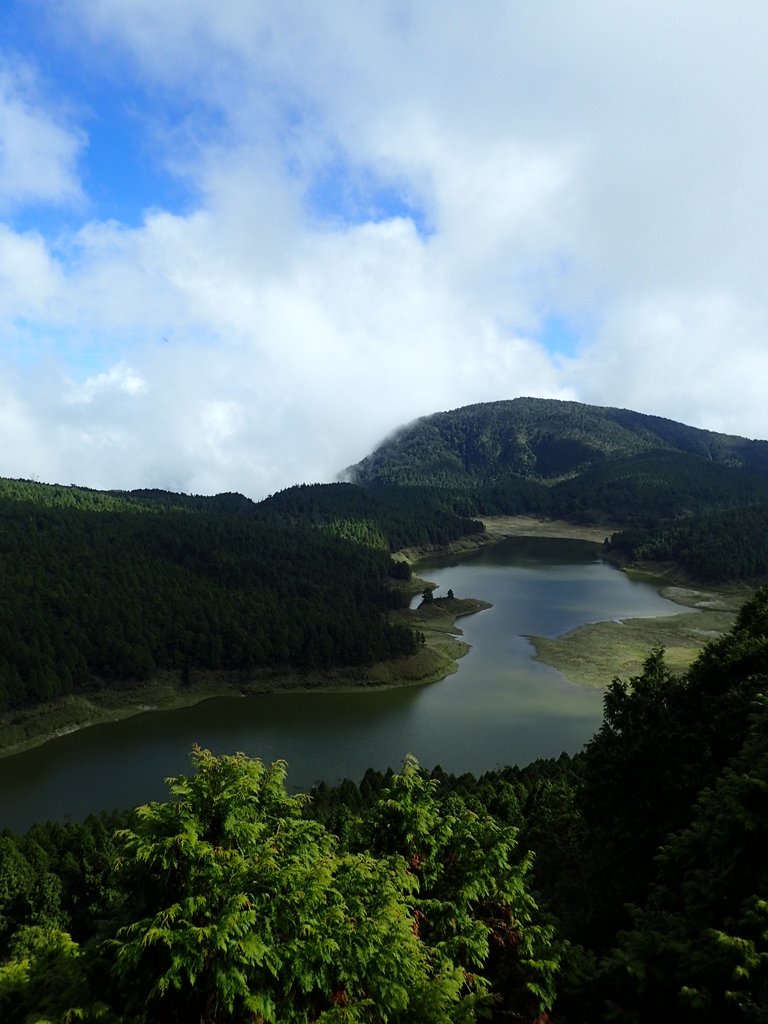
<box><xmin>605</xmin><ymin>505</ymin><xmax>768</xmax><ymax>581</ymax></box>
<box><xmin>0</xmin><ymin>477</ymin><xmax>482</xmax><ymax>714</ymax></box>
<box><xmin>348</xmin><ymin>398</ymin><xmax>768</xmax><ymax>531</ymax></box>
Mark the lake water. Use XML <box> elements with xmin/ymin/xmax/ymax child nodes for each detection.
<box><xmin>0</xmin><ymin>537</ymin><xmax>683</xmax><ymax>832</ymax></box>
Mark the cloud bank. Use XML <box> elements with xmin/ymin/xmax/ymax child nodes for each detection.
<box><xmin>1</xmin><ymin>1</ymin><xmax>767</xmax><ymax>497</ymax></box>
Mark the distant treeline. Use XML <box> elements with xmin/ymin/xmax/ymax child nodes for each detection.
<box><xmin>358</xmin><ymin>451</ymin><xmax>768</xmax><ymax>528</ymax></box>
<box><xmin>255</xmin><ymin>481</ymin><xmax>483</xmax><ymax>550</ymax></box>
<box><xmin>606</xmin><ymin>505</ymin><xmax>768</xmax><ymax>582</ymax></box>
<box><xmin>2</xmin><ymin>585</ymin><xmax>768</xmax><ymax>1021</ymax></box>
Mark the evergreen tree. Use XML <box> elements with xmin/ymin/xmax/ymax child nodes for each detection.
<box><xmin>110</xmin><ymin>748</ymin><xmax>473</xmax><ymax>1023</ymax></box>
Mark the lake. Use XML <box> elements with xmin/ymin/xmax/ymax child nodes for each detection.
<box><xmin>0</xmin><ymin>537</ymin><xmax>684</xmax><ymax>832</ymax></box>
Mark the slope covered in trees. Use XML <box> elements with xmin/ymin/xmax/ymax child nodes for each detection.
<box><xmin>255</xmin><ymin>481</ymin><xmax>483</xmax><ymax>551</ymax></box>
<box><xmin>605</xmin><ymin>505</ymin><xmax>768</xmax><ymax>582</ymax></box>
<box><xmin>0</xmin><ymin>484</ymin><xmax>436</xmax><ymax>714</ymax></box>
<box><xmin>346</xmin><ymin>398</ymin><xmax>768</xmax><ymax>527</ymax></box>
<box><xmin>2</xmin><ymin>584</ymin><xmax>768</xmax><ymax>1021</ymax></box>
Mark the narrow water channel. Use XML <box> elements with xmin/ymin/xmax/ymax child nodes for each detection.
<box><xmin>0</xmin><ymin>537</ymin><xmax>683</xmax><ymax>831</ymax></box>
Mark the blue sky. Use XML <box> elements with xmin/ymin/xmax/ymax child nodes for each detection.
<box><xmin>1</xmin><ymin>1</ymin><xmax>768</xmax><ymax>497</ymax></box>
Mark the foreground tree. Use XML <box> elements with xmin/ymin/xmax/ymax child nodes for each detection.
<box><xmin>110</xmin><ymin>747</ymin><xmax>474</xmax><ymax>1023</ymax></box>
<box><xmin>357</xmin><ymin>754</ymin><xmax>565</xmax><ymax>1020</ymax></box>
<box><xmin>601</xmin><ymin>698</ymin><xmax>768</xmax><ymax>1023</ymax></box>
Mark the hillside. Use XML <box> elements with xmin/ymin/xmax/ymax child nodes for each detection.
<box><xmin>0</xmin><ymin>478</ymin><xmax>454</xmax><ymax>718</ymax></box>
<box><xmin>346</xmin><ymin>398</ymin><xmax>768</xmax><ymax>525</ymax></box>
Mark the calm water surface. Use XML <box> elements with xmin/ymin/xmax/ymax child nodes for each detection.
<box><xmin>0</xmin><ymin>538</ymin><xmax>683</xmax><ymax>831</ymax></box>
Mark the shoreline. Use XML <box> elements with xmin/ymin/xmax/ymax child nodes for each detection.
<box><xmin>527</xmin><ymin>581</ymin><xmax>748</xmax><ymax>688</ymax></box>
<box><xmin>403</xmin><ymin>515</ymin><xmax>752</xmax><ymax>688</ymax></box>
<box><xmin>0</xmin><ymin>515</ymin><xmax>751</xmax><ymax>758</ymax></box>
<box><xmin>0</xmin><ymin>596</ymin><xmax>492</xmax><ymax>761</ymax></box>
<box><xmin>395</xmin><ymin>515</ymin><xmax>614</xmax><ymax>565</ymax></box>
<box><xmin>523</xmin><ymin>541</ymin><xmax>751</xmax><ymax>688</ymax></box>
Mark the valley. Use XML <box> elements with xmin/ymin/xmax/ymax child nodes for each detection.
<box><xmin>2</xmin><ymin>397</ymin><xmax>768</xmax><ymax>1022</ymax></box>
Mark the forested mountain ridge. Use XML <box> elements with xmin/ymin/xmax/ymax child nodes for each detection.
<box><xmin>347</xmin><ymin>398</ymin><xmax>768</xmax><ymax>488</ymax></box>
<box><xmin>345</xmin><ymin>398</ymin><xmax>768</xmax><ymax>528</ymax></box>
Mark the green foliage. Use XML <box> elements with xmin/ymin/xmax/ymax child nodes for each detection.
<box><xmin>346</xmin><ymin>398</ymin><xmax>768</xmax><ymax>531</ymax></box>
<box><xmin>569</xmin><ymin>586</ymin><xmax>768</xmax><ymax>966</ymax></box>
<box><xmin>0</xmin><ymin>833</ymin><xmax>66</xmax><ymax>954</ymax></box>
<box><xmin>0</xmin><ymin>492</ymin><xmax>423</xmax><ymax>712</ymax></box>
<box><xmin>0</xmin><ymin>925</ymin><xmax>102</xmax><ymax>1024</ymax></box>
<box><xmin>575</xmin><ymin>602</ymin><xmax>768</xmax><ymax>948</ymax></box>
<box><xmin>110</xmin><ymin>748</ymin><xmax>480</xmax><ymax>1023</ymax></box>
<box><xmin>355</xmin><ymin>755</ymin><xmax>565</xmax><ymax>1019</ymax></box>
<box><xmin>0</xmin><ymin>751</ymin><xmax>568</xmax><ymax>1021</ymax></box>
<box><xmin>602</xmin><ymin>699</ymin><xmax>768</xmax><ymax>1022</ymax></box>
<box><xmin>607</xmin><ymin>505</ymin><xmax>768</xmax><ymax>581</ymax></box>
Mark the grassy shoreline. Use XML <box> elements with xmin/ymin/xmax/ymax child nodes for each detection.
<box><xmin>402</xmin><ymin>514</ymin><xmax>753</xmax><ymax>689</ymax></box>
<box><xmin>526</xmin><ymin>565</ymin><xmax>751</xmax><ymax>688</ymax></box>
<box><xmin>527</xmin><ymin>590</ymin><xmax>746</xmax><ymax>688</ymax></box>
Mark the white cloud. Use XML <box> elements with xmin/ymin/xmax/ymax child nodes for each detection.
<box><xmin>572</xmin><ymin>291</ymin><xmax>768</xmax><ymax>438</ymax></box>
<box><xmin>0</xmin><ymin>225</ymin><xmax>64</xmax><ymax>316</ymax></box>
<box><xmin>64</xmin><ymin>362</ymin><xmax>146</xmax><ymax>404</ymax></box>
<box><xmin>1</xmin><ymin>2</ymin><xmax>767</xmax><ymax>496</ymax></box>
<box><xmin>0</xmin><ymin>375</ymin><xmax>50</xmax><ymax>480</ymax></box>
<box><xmin>0</xmin><ymin>62</ymin><xmax>84</xmax><ymax>210</ymax></box>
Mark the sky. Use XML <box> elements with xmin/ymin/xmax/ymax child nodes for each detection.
<box><xmin>1</xmin><ymin>1</ymin><xmax>768</xmax><ymax>499</ymax></box>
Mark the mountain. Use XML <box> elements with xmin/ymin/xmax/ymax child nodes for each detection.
<box><xmin>345</xmin><ymin>397</ymin><xmax>768</xmax><ymax>524</ymax></box>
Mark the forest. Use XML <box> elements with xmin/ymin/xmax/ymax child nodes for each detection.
<box><xmin>0</xmin><ymin>477</ymin><xmax>483</xmax><ymax>714</ymax></box>
<box><xmin>1</xmin><ymin>584</ymin><xmax>767</xmax><ymax>1021</ymax></box>
<box><xmin>604</xmin><ymin>505</ymin><xmax>768</xmax><ymax>581</ymax></box>
<box><xmin>348</xmin><ymin>399</ymin><xmax>768</xmax><ymax>530</ymax></box>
